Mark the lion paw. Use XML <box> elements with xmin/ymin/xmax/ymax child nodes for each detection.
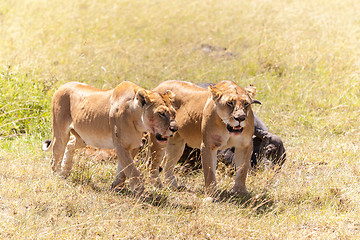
<box><xmin>231</xmin><ymin>187</ymin><xmax>249</xmax><ymax>196</ymax></box>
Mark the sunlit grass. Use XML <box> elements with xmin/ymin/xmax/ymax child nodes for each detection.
<box><xmin>1</xmin><ymin>0</ymin><xmax>360</xmax><ymax>238</ymax></box>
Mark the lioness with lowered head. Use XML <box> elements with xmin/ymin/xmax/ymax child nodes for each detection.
<box><xmin>43</xmin><ymin>81</ymin><xmax>177</xmax><ymax>196</ymax></box>
<box><xmin>149</xmin><ymin>80</ymin><xmax>260</xmax><ymax>196</ymax></box>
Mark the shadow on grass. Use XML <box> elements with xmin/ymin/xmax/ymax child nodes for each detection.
<box><xmin>68</xmin><ymin>169</ymin><xmax>107</xmax><ymax>193</ymax></box>
<box><xmin>68</xmin><ymin>168</ymin><xmax>273</xmax><ymax>214</ymax></box>
<box><xmin>111</xmin><ymin>187</ymin><xmax>197</xmax><ymax>212</ymax></box>
<box><xmin>216</xmin><ymin>189</ymin><xmax>275</xmax><ymax>215</ymax></box>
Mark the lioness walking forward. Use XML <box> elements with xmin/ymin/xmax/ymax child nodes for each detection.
<box><xmin>43</xmin><ymin>81</ymin><xmax>177</xmax><ymax>196</ymax></box>
<box><xmin>149</xmin><ymin>80</ymin><xmax>261</xmax><ymax>196</ymax></box>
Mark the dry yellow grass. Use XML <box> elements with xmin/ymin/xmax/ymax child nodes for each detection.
<box><xmin>1</xmin><ymin>0</ymin><xmax>360</xmax><ymax>239</ymax></box>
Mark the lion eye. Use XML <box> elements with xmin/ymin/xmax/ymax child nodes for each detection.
<box><xmin>159</xmin><ymin>112</ymin><xmax>166</xmax><ymax>118</ymax></box>
<box><xmin>226</xmin><ymin>101</ymin><xmax>234</xmax><ymax>108</ymax></box>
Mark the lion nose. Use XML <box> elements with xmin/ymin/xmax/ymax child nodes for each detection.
<box><xmin>234</xmin><ymin>115</ymin><xmax>246</xmax><ymax>122</ymax></box>
<box><xmin>169</xmin><ymin>122</ymin><xmax>178</xmax><ymax>132</ymax></box>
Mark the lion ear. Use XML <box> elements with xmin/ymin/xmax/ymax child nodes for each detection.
<box><xmin>136</xmin><ymin>89</ymin><xmax>151</xmax><ymax>107</ymax></box>
<box><xmin>245</xmin><ymin>84</ymin><xmax>256</xmax><ymax>98</ymax></box>
<box><xmin>163</xmin><ymin>90</ymin><xmax>175</xmax><ymax>103</ymax></box>
<box><xmin>209</xmin><ymin>85</ymin><xmax>222</xmax><ymax>101</ymax></box>
<box><xmin>252</xmin><ymin>99</ymin><xmax>262</xmax><ymax>105</ymax></box>
<box><xmin>245</xmin><ymin>84</ymin><xmax>262</xmax><ymax>105</ymax></box>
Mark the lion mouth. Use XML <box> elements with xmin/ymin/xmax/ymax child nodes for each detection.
<box><xmin>155</xmin><ymin>133</ymin><xmax>169</xmax><ymax>142</ymax></box>
<box><xmin>227</xmin><ymin>124</ymin><xmax>243</xmax><ymax>133</ymax></box>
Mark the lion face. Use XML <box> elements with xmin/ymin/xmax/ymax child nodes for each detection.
<box><xmin>136</xmin><ymin>89</ymin><xmax>177</xmax><ymax>142</ymax></box>
<box><xmin>209</xmin><ymin>81</ymin><xmax>259</xmax><ymax>134</ymax></box>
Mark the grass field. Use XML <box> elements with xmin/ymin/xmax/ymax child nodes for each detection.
<box><xmin>1</xmin><ymin>0</ymin><xmax>360</xmax><ymax>238</ymax></box>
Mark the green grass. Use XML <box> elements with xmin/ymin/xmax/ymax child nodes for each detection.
<box><xmin>0</xmin><ymin>67</ymin><xmax>51</xmax><ymax>139</ymax></box>
<box><xmin>1</xmin><ymin>0</ymin><xmax>360</xmax><ymax>238</ymax></box>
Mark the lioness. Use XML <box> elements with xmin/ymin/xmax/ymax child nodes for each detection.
<box><xmin>182</xmin><ymin>83</ymin><xmax>286</xmax><ymax>169</ymax></box>
<box><xmin>43</xmin><ymin>81</ymin><xmax>177</xmax><ymax>195</ymax></box>
<box><xmin>149</xmin><ymin>80</ymin><xmax>260</xmax><ymax>195</ymax></box>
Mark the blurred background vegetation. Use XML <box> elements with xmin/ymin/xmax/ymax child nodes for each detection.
<box><xmin>1</xmin><ymin>0</ymin><xmax>359</xmax><ymax>141</ymax></box>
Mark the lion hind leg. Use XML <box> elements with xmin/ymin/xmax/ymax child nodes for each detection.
<box><xmin>60</xmin><ymin>133</ymin><xmax>86</xmax><ymax>178</ymax></box>
<box><xmin>51</xmin><ymin>134</ymin><xmax>70</xmax><ymax>173</ymax></box>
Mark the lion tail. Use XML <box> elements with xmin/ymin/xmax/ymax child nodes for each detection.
<box><xmin>42</xmin><ymin>139</ymin><xmax>53</xmax><ymax>151</ymax></box>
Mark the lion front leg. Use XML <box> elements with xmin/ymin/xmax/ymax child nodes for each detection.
<box><xmin>111</xmin><ymin>161</ymin><xmax>127</xmax><ymax>190</ymax></box>
<box><xmin>148</xmin><ymin>133</ymin><xmax>166</xmax><ymax>188</ymax></box>
<box><xmin>162</xmin><ymin>134</ymin><xmax>185</xmax><ymax>190</ymax></box>
<box><xmin>111</xmin><ymin>147</ymin><xmax>140</xmax><ymax>190</ymax></box>
<box><xmin>232</xmin><ymin>144</ymin><xmax>252</xmax><ymax>195</ymax></box>
<box><xmin>200</xmin><ymin>143</ymin><xmax>218</xmax><ymax>196</ymax></box>
<box><xmin>113</xmin><ymin>146</ymin><xmax>144</xmax><ymax>196</ymax></box>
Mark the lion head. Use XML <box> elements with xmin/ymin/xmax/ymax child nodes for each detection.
<box><xmin>209</xmin><ymin>81</ymin><xmax>261</xmax><ymax>134</ymax></box>
<box><xmin>136</xmin><ymin>89</ymin><xmax>177</xmax><ymax>142</ymax></box>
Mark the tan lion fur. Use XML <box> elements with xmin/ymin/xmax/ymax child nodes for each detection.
<box><xmin>149</xmin><ymin>80</ymin><xmax>256</xmax><ymax>196</ymax></box>
<box><xmin>44</xmin><ymin>81</ymin><xmax>176</xmax><ymax>195</ymax></box>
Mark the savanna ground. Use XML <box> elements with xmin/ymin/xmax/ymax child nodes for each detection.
<box><xmin>1</xmin><ymin>0</ymin><xmax>360</xmax><ymax>239</ymax></box>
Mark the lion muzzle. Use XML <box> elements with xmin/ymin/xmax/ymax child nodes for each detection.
<box><xmin>234</xmin><ymin>114</ymin><xmax>246</xmax><ymax>123</ymax></box>
<box><xmin>169</xmin><ymin>121</ymin><xmax>178</xmax><ymax>133</ymax></box>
